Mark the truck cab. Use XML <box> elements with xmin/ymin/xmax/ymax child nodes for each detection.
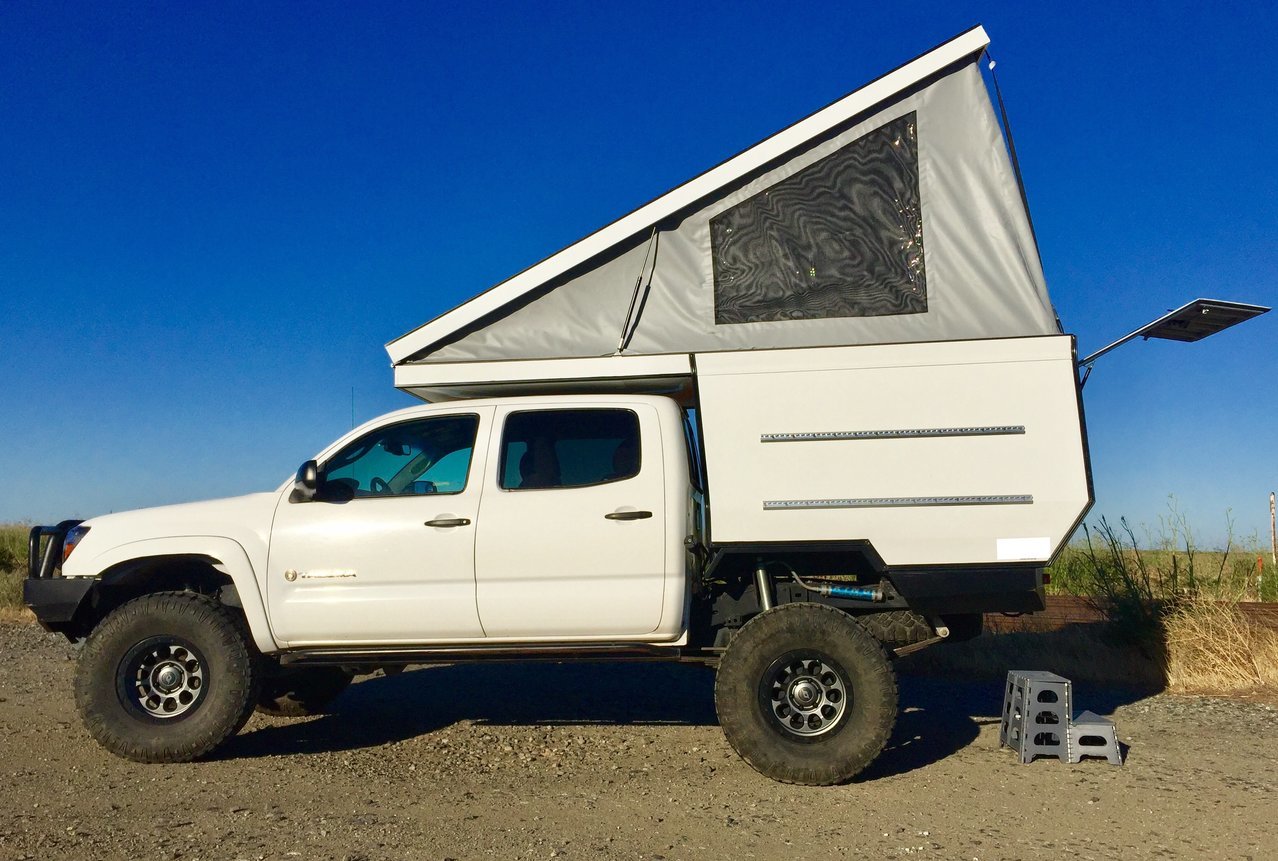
<box><xmin>33</xmin><ymin>395</ymin><xmax>697</xmax><ymax>650</ymax></box>
<box><xmin>266</xmin><ymin>395</ymin><xmax>693</xmax><ymax>647</ymax></box>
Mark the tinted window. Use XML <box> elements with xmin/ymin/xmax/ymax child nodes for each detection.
<box><xmin>321</xmin><ymin>414</ymin><xmax>478</xmax><ymax>499</ymax></box>
<box><xmin>499</xmin><ymin>409</ymin><xmax>640</xmax><ymax>490</ymax></box>
<box><xmin>711</xmin><ymin>111</ymin><xmax>926</xmax><ymax>323</ymax></box>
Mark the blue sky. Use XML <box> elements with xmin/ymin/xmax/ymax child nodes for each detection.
<box><xmin>2</xmin><ymin>1</ymin><xmax>1275</xmax><ymax>548</ymax></box>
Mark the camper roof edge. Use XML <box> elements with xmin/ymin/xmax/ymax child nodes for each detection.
<box><xmin>385</xmin><ymin>25</ymin><xmax>991</xmax><ymax>367</ymax></box>
<box><xmin>394</xmin><ymin>353</ymin><xmax>693</xmax><ymax>388</ymax></box>
<box><xmin>393</xmin><ymin>353</ymin><xmax>696</xmax><ymax>402</ymax></box>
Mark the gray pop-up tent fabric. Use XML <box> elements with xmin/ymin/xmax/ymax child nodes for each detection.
<box><xmin>388</xmin><ymin>28</ymin><xmax>1057</xmax><ymax>367</ymax></box>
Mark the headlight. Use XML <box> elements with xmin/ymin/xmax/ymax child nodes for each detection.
<box><xmin>62</xmin><ymin>525</ymin><xmax>91</xmax><ymax>563</ymax></box>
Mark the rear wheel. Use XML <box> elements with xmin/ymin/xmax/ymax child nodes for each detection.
<box><xmin>256</xmin><ymin>666</ymin><xmax>353</xmax><ymax>717</ymax></box>
<box><xmin>75</xmin><ymin>592</ymin><xmax>259</xmax><ymax>763</ymax></box>
<box><xmin>715</xmin><ymin>603</ymin><xmax>897</xmax><ymax>785</ymax></box>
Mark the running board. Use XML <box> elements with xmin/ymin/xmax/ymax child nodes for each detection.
<box><xmin>279</xmin><ymin>642</ymin><xmax>702</xmax><ymax>667</ymax></box>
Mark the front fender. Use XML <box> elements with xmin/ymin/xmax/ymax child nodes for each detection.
<box><xmin>85</xmin><ymin>536</ymin><xmax>280</xmax><ymax>653</ymax></box>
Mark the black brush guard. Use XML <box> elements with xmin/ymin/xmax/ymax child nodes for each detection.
<box><xmin>24</xmin><ymin>520</ymin><xmax>93</xmax><ymax>636</ymax></box>
<box><xmin>27</xmin><ymin>520</ymin><xmax>83</xmax><ymax>580</ymax></box>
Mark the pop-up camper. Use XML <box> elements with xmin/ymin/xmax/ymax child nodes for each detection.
<box><xmin>26</xmin><ymin>25</ymin><xmax>1267</xmax><ymax>784</ymax></box>
<box><xmin>386</xmin><ymin>26</ymin><xmax>1263</xmax><ymax>570</ymax></box>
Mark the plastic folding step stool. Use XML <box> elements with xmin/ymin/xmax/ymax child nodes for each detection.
<box><xmin>1000</xmin><ymin>670</ymin><xmax>1072</xmax><ymax>764</ymax></box>
<box><xmin>1068</xmin><ymin>710</ymin><xmax>1123</xmax><ymax>765</ymax></box>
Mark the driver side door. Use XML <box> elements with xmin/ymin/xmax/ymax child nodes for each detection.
<box><xmin>266</xmin><ymin>407</ymin><xmax>493</xmax><ymax>646</ymax></box>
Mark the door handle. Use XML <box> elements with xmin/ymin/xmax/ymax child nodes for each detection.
<box><xmin>604</xmin><ymin>510</ymin><xmax>652</xmax><ymax>521</ymax></box>
<box><xmin>425</xmin><ymin>517</ymin><xmax>471</xmax><ymax>527</ymax></box>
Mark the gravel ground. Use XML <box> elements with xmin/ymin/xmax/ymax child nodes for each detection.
<box><xmin>1</xmin><ymin>621</ymin><xmax>1275</xmax><ymax>861</ymax></box>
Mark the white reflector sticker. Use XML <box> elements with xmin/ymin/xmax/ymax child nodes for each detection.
<box><xmin>996</xmin><ymin>537</ymin><xmax>1051</xmax><ymax>561</ymax></box>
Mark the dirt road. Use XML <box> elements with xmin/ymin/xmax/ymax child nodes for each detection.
<box><xmin>1</xmin><ymin>621</ymin><xmax>1274</xmax><ymax>861</ymax></box>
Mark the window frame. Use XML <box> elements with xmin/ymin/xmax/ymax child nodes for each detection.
<box><xmin>318</xmin><ymin>412</ymin><xmax>481</xmax><ymax>501</ymax></box>
<box><xmin>497</xmin><ymin>407</ymin><xmax>643</xmax><ymax>492</ymax></box>
<box><xmin>709</xmin><ymin>111</ymin><xmax>927</xmax><ymax>324</ymax></box>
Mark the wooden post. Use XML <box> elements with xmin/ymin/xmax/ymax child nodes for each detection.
<box><xmin>1271</xmin><ymin>491</ymin><xmax>1276</xmax><ymax>567</ymax></box>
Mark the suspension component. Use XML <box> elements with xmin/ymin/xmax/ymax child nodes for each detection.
<box><xmin>754</xmin><ymin>561</ymin><xmax>774</xmax><ymax>611</ymax></box>
<box><xmin>788</xmin><ymin>567</ymin><xmax>884</xmax><ymax>602</ymax></box>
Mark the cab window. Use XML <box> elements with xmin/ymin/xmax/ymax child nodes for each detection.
<box><xmin>321</xmin><ymin>414</ymin><xmax>479</xmax><ymax>499</ymax></box>
<box><xmin>499</xmin><ymin>409</ymin><xmax>640</xmax><ymax>490</ymax></box>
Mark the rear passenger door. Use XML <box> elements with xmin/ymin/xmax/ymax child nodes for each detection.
<box><xmin>474</xmin><ymin>404</ymin><xmax>666</xmax><ymax>639</ymax></box>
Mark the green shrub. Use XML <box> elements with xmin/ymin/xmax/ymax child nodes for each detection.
<box><xmin>0</xmin><ymin>524</ymin><xmax>27</xmax><ymax>575</ymax></box>
<box><xmin>1047</xmin><ymin>502</ymin><xmax>1272</xmax><ymax>647</ymax></box>
<box><xmin>0</xmin><ymin>524</ymin><xmax>30</xmax><ymax>615</ymax></box>
<box><xmin>1076</xmin><ymin>516</ymin><xmax>1167</xmax><ymax>646</ymax></box>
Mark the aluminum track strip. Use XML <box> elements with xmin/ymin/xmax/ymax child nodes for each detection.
<box><xmin>764</xmin><ymin>495</ymin><xmax>1033</xmax><ymax>510</ymax></box>
<box><xmin>761</xmin><ymin>426</ymin><xmax>1025</xmax><ymax>442</ymax></box>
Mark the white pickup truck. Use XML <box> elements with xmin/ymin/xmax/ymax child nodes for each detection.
<box><xmin>26</xmin><ymin>391</ymin><xmax>1022</xmax><ymax>785</ymax></box>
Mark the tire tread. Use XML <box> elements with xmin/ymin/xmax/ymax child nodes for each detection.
<box><xmin>74</xmin><ymin>591</ymin><xmax>258</xmax><ymax>763</ymax></box>
<box><xmin>715</xmin><ymin>603</ymin><xmax>897</xmax><ymax>785</ymax></box>
<box><xmin>855</xmin><ymin>609</ymin><xmax>934</xmax><ymax>648</ymax></box>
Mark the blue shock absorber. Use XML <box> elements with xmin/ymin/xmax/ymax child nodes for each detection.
<box><xmin>827</xmin><ymin>585</ymin><xmax>881</xmax><ymax>601</ymax></box>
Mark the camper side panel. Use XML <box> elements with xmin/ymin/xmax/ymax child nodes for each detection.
<box><xmin>695</xmin><ymin>337</ymin><xmax>1090</xmax><ymax>567</ymax></box>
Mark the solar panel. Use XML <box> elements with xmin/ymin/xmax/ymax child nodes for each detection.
<box><xmin>1079</xmin><ymin>299</ymin><xmax>1269</xmax><ymax>367</ymax></box>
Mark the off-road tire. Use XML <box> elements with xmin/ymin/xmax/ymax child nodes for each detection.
<box><xmin>256</xmin><ymin>666</ymin><xmax>353</xmax><ymax>717</ymax></box>
<box><xmin>855</xmin><ymin>609</ymin><xmax>934</xmax><ymax>649</ymax></box>
<box><xmin>74</xmin><ymin>591</ymin><xmax>259</xmax><ymax>763</ymax></box>
<box><xmin>715</xmin><ymin>603</ymin><xmax>897</xmax><ymax>785</ymax></box>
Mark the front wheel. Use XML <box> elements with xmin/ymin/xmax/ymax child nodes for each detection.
<box><xmin>715</xmin><ymin>603</ymin><xmax>897</xmax><ymax>785</ymax></box>
<box><xmin>75</xmin><ymin>592</ymin><xmax>259</xmax><ymax>763</ymax></box>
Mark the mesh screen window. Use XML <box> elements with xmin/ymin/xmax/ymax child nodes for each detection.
<box><xmin>711</xmin><ymin>111</ymin><xmax>926</xmax><ymax>324</ymax></box>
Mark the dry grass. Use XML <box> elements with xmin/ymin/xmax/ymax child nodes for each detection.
<box><xmin>1164</xmin><ymin>597</ymin><xmax>1278</xmax><ymax>693</ymax></box>
<box><xmin>1014</xmin><ymin>509</ymin><xmax>1278</xmax><ymax>697</ymax></box>
<box><xmin>907</xmin><ymin>598</ymin><xmax>1278</xmax><ymax>698</ymax></box>
<box><xmin>0</xmin><ymin>570</ymin><xmax>32</xmax><ymax>622</ymax></box>
<box><xmin>1</xmin><ymin>524</ymin><xmax>30</xmax><ymax>621</ymax></box>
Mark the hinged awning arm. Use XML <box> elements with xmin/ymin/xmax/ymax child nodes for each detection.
<box><xmin>1077</xmin><ymin>298</ymin><xmax>1269</xmax><ymax>384</ymax></box>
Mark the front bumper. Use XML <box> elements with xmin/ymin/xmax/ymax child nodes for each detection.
<box><xmin>25</xmin><ymin>521</ymin><xmax>91</xmax><ymax>634</ymax></box>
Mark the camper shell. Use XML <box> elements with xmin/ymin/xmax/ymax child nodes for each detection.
<box><xmin>387</xmin><ymin>24</ymin><xmax>1091</xmax><ymax>581</ymax></box>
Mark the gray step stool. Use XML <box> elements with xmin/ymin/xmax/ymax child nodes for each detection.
<box><xmin>1069</xmin><ymin>710</ymin><xmax>1123</xmax><ymax>765</ymax></box>
<box><xmin>1000</xmin><ymin>670</ymin><xmax>1072</xmax><ymax>764</ymax></box>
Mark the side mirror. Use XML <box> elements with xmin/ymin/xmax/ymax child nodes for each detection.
<box><xmin>291</xmin><ymin>460</ymin><xmax>319</xmax><ymax>503</ymax></box>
